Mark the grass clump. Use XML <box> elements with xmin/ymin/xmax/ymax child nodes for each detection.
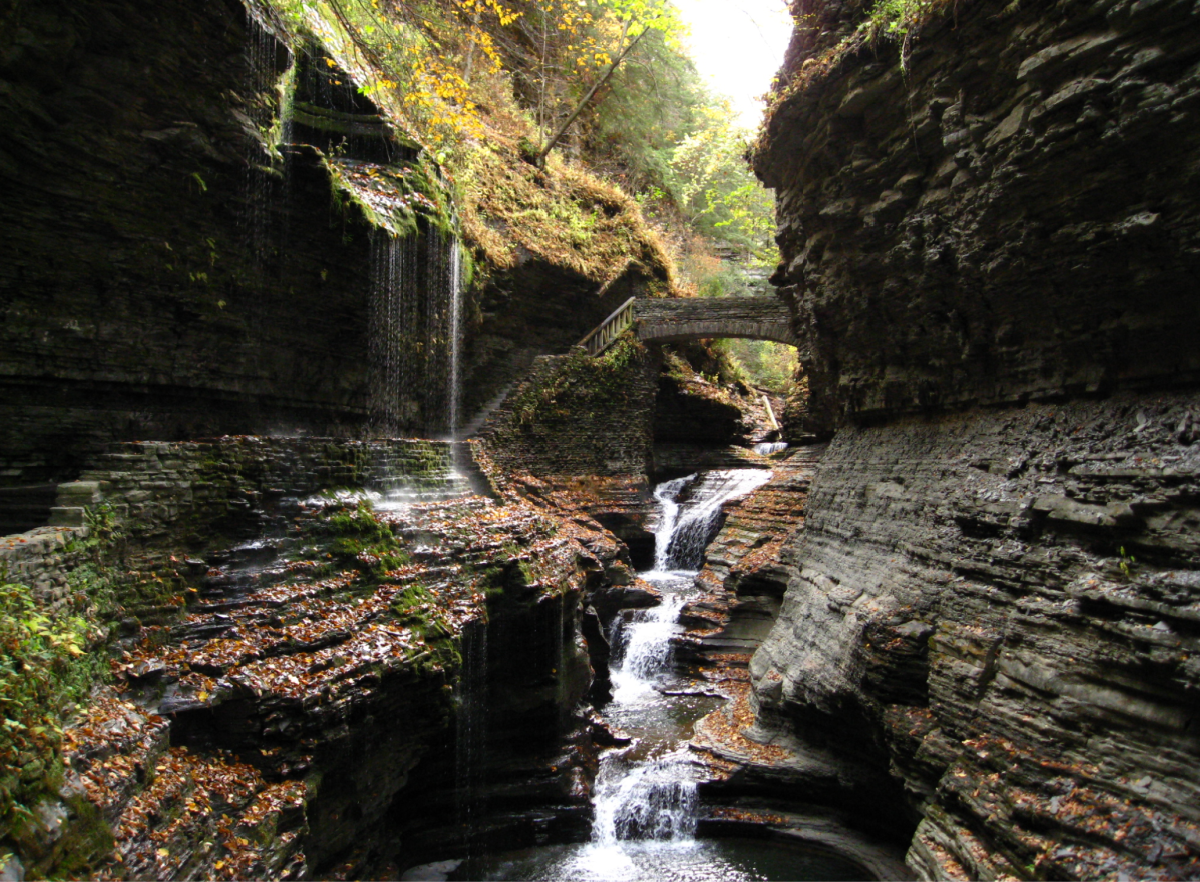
<box><xmin>456</xmin><ymin>143</ymin><xmax>675</xmax><ymax>295</ymax></box>
<box><xmin>507</xmin><ymin>335</ymin><xmax>648</xmax><ymax>430</ymax></box>
<box><xmin>323</xmin><ymin>504</ymin><xmax>411</xmax><ymax>579</ymax></box>
<box><xmin>861</xmin><ymin>0</ymin><xmax>938</xmax><ymax>42</ymax></box>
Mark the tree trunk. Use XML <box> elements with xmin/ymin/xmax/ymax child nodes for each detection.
<box><xmin>534</xmin><ymin>22</ymin><xmax>644</xmax><ymax>168</ymax></box>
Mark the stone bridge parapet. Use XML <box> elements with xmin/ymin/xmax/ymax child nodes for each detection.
<box><xmin>633</xmin><ymin>298</ymin><xmax>798</xmax><ymax>346</ymax></box>
<box><xmin>578</xmin><ymin>296</ymin><xmax>800</xmax><ymax>356</ymax></box>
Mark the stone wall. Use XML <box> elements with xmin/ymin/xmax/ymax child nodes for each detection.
<box><xmin>634</xmin><ymin>297</ymin><xmax>798</xmax><ymax>347</ymax></box>
<box><xmin>0</xmin><ymin>437</ymin><xmax>467</xmax><ymax>608</ymax></box>
<box><xmin>59</xmin><ymin>436</ymin><xmax>466</xmax><ymax>532</ymax></box>
<box><xmin>0</xmin><ymin>527</ymin><xmax>92</xmax><ymax>609</ymax></box>
<box><xmin>754</xmin><ymin>0</ymin><xmax>1200</xmax><ymax>433</ymax></box>
<box><xmin>479</xmin><ymin>341</ymin><xmax>661</xmax><ymax>479</ymax></box>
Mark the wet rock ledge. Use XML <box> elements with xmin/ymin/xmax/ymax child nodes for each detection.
<box><xmin>1</xmin><ymin>438</ymin><xmax>629</xmax><ymax>880</ymax></box>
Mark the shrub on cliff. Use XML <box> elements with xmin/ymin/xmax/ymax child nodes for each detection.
<box><xmin>0</xmin><ymin>581</ymin><xmax>101</xmax><ymax>833</ymax></box>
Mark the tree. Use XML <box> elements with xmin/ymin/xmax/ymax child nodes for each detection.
<box><xmin>527</xmin><ymin>0</ymin><xmax>684</xmax><ymax>166</ymax></box>
<box><xmin>666</xmin><ymin>106</ymin><xmax>776</xmax><ymax>260</ymax></box>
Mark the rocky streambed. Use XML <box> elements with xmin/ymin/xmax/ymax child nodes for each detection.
<box><xmin>10</xmin><ymin>442</ymin><xmax>922</xmax><ymax>882</ymax></box>
<box><xmin>2</xmin><ymin>439</ymin><xmax>641</xmax><ymax>880</ymax></box>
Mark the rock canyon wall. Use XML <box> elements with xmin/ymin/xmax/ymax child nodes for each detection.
<box><xmin>0</xmin><ymin>0</ymin><xmax>669</xmax><ymax>503</ymax></box>
<box><xmin>750</xmin><ymin>0</ymin><xmax>1200</xmax><ymax>877</ymax></box>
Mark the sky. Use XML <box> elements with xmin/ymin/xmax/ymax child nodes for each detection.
<box><xmin>673</xmin><ymin>0</ymin><xmax>794</xmax><ymax>128</ymax></box>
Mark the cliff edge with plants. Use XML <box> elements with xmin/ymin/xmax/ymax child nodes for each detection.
<box><xmin>0</xmin><ymin>0</ymin><xmax>676</xmax><ymax>502</ymax></box>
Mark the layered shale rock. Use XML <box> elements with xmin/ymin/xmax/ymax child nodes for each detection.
<box><xmin>747</xmin><ymin>0</ymin><xmax>1200</xmax><ymax>877</ymax></box>
<box><xmin>0</xmin><ymin>0</ymin><xmax>672</xmax><ymax>511</ymax></box>
<box><xmin>3</xmin><ymin>438</ymin><xmax>623</xmax><ymax>879</ymax></box>
<box><xmin>755</xmin><ymin>0</ymin><xmax>1200</xmax><ymax>433</ymax></box>
<box><xmin>675</xmin><ymin>446</ymin><xmax>824</xmax><ymax>674</ymax></box>
<box><xmin>749</xmin><ymin>395</ymin><xmax>1200</xmax><ymax>878</ymax></box>
<box><xmin>67</xmin><ymin>489</ymin><xmax>607</xmax><ymax>879</ymax></box>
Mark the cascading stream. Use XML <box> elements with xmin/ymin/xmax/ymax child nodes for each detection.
<box><xmin>575</xmin><ymin>469</ymin><xmax>772</xmax><ymax>878</ymax></box>
<box><xmin>753</xmin><ymin>441</ymin><xmax>789</xmax><ymax>456</ymax></box>
<box><xmin>411</xmin><ymin>465</ymin><xmax>866</xmax><ymax>880</ymax></box>
<box><xmin>653</xmin><ymin>471</ymin><xmax>773</xmax><ymax>572</ymax></box>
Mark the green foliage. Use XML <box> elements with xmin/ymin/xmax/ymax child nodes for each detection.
<box><xmin>479</xmin><ymin>566</ymin><xmax>507</xmax><ymax>599</ymax></box>
<box><xmin>325</xmin><ymin>152</ymin><xmax>457</xmax><ymax>237</ymax></box>
<box><xmin>508</xmin><ymin>335</ymin><xmax>646</xmax><ymax>429</ymax></box>
<box><xmin>0</xmin><ymin>581</ymin><xmax>104</xmax><ymax>829</ymax></box>
<box><xmin>712</xmin><ymin>339</ymin><xmax>799</xmax><ymax>392</ymax></box>
<box><xmin>694</xmin><ymin>263</ymin><xmax>745</xmax><ymax>299</ymax></box>
<box><xmin>82</xmin><ymin>501</ymin><xmax>123</xmax><ymax>550</ymax></box>
<box><xmin>585</xmin><ymin>27</ymin><xmax>706</xmax><ymax>189</ymax></box>
<box><xmin>324</xmin><ymin>504</ymin><xmax>411</xmax><ymax>577</ymax></box>
<box><xmin>1118</xmin><ymin>546</ymin><xmax>1137</xmax><ymax>581</ymax></box>
<box><xmin>390</xmin><ymin>583</ymin><xmax>433</xmax><ymax>616</ymax></box>
<box><xmin>664</xmin><ymin>107</ymin><xmax>777</xmax><ymax>261</ymax></box>
<box><xmin>73</xmin><ymin>503</ymin><xmax>181</xmax><ymax>618</ymax></box>
<box><xmin>859</xmin><ymin>0</ymin><xmax>937</xmax><ymax>71</ymax></box>
<box><xmin>861</xmin><ymin>0</ymin><xmax>934</xmax><ymax>39</ymax></box>
<box><xmin>47</xmin><ymin>796</ymin><xmax>115</xmax><ymax>879</ymax></box>
<box><xmin>388</xmin><ymin>580</ymin><xmax>462</xmax><ymax>669</ymax></box>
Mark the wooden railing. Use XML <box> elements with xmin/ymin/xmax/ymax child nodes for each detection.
<box><xmin>578</xmin><ymin>296</ymin><xmax>636</xmax><ymax>356</ymax></box>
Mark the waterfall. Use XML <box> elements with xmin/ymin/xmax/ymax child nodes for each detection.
<box><xmin>448</xmin><ymin>241</ymin><xmax>463</xmax><ymax>438</ymax></box>
<box><xmin>591</xmin><ymin>759</ymin><xmax>698</xmax><ymax>845</ymax></box>
<box><xmin>753</xmin><ymin>441</ymin><xmax>789</xmax><ymax>455</ymax></box>
<box><xmin>649</xmin><ymin>475</ymin><xmax>692</xmax><ymax>573</ymax></box>
<box><xmin>369</xmin><ymin>230</ymin><xmax>462</xmax><ymax>436</ymax></box>
<box><xmin>608</xmin><ymin>594</ymin><xmax>688</xmax><ymax>699</ymax></box>
<box><xmin>652</xmin><ymin>470</ymin><xmax>774</xmax><ymax>571</ymax></box>
<box><xmin>368</xmin><ymin>231</ymin><xmax>418</xmax><ymax>434</ymax></box>
<box><xmin>579</xmin><ymin>468</ymin><xmax>772</xmax><ymax>872</ymax></box>
<box><xmin>243</xmin><ymin>14</ymin><xmax>293</xmax><ymax>278</ymax></box>
<box><xmin>244</xmin><ymin>14</ymin><xmax>274</xmax><ymax>266</ymax></box>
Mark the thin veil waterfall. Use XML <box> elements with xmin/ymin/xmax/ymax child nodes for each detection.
<box><xmin>368</xmin><ymin>230</ymin><xmax>463</xmax><ymax>436</ymax></box>
<box><xmin>368</xmin><ymin>231</ymin><xmax>418</xmax><ymax>434</ymax></box>
<box><xmin>243</xmin><ymin>14</ymin><xmax>296</xmax><ymax>282</ymax></box>
<box><xmin>448</xmin><ymin>240</ymin><xmax>463</xmax><ymax>438</ymax></box>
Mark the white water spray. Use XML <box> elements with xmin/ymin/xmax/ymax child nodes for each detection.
<box><xmin>651</xmin><ymin>470</ymin><xmax>773</xmax><ymax>572</ymax></box>
<box><xmin>753</xmin><ymin>441</ymin><xmax>789</xmax><ymax>455</ymax></box>
<box><xmin>448</xmin><ymin>240</ymin><xmax>463</xmax><ymax>438</ymax></box>
<box><xmin>581</xmin><ymin>468</ymin><xmax>772</xmax><ymax>873</ymax></box>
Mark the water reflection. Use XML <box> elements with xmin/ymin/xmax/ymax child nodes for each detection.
<box><xmin>451</xmin><ymin>838</ymin><xmax>866</xmax><ymax>882</ymax></box>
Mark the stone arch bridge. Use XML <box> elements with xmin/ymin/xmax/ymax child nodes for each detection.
<box><xmin>580</xmin><ymin>296</ymin><xmax>798</xmax><ymax>355</ymax></box>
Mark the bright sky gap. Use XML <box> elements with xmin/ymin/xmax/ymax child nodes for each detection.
<box><xmin>673</xmin><ymin>0</ymin><xmax>793</xmax><ymax>127</ymax></box>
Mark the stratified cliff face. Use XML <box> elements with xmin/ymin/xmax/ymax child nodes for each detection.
<box><xmin>748</xmin><ymin>0</ymin><xmax>1200</xmax><ymax>877</ymax></box>
<box><xmin>0</xmin><ymin>0</ymin><xmax>671</xmax><ymax>504</ymax></box>
<box><xmin>750</xmin><ymin>396</ymin><xmax>1200</xmax><ymax>879</ymax></box>
<box><xmin>0</xmin><ymin>0</ymin><xmax>379</xmax><ymax>481</ymax></box>
<box><xmin>755</xmin><ymin>0</ymin><xmax>1200</xmax><ymax>433</ymax></box>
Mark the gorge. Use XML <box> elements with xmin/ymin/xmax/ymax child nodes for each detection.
<box><xmin>2</xmin><ymin>0</ymin><xmax>1199</xmax><ymax>879</ymax></box>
